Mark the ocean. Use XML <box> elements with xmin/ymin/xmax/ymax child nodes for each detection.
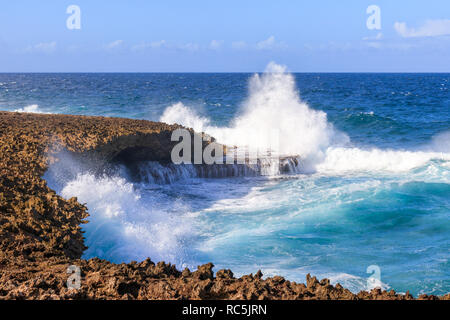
<box><xmin>1</xmin><ymin>64</ymin><xmax>449</xmax><ymax>296</ymax></box>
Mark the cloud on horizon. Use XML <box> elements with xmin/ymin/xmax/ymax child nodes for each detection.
<box><xmin>209</xmin><ymin>40</ymin><xmax>224</xmax><ymax>50</ymax></box>
<box><xmin>394</xmin><ymin>19</ymin><xmax>450</xmax><ymax>38</ymax></box>
<box><xmin>104</xmin><ymin>40</ymin><xmax>124</xmax><ymax>50</ymax></box>
<box><xmin>131</xmin><ymin>40</ymin><xmax>167</xmax><ymax>51</ymax></box>
<box><xmin>256</xmin><ymin>36</ymin><xmax>287</xmax><ymax>50</ymax></box>
<box><xmin>25</xmin><ymin>41</ymin><xmax>57</xmax><ymax>54</ymax></box>
<box><xmin>257</xmin><ymin>36</ymin><xmax>278</xmax><ymax>50</ymax></box>
<box><xmin>363</xmin><ymin>32</ymin><xmax>383</xmax><ymax>41</ymax></box>
<box><xmin>231</xmin><ymin>41</ymin><xmax>247</xmax><ymax>49</ymax></box>
<box><xmin>177</xmin><ymin>42</ymin><xmax>199</xmax><ymax>52</ymax></box>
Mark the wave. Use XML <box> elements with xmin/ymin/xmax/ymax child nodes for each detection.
<box><xmin>160</xmin><ymin>62</ymin><xmax>449</xmax><ymax>175</ymax></box>
<box><xmin>161</xmin><ymin>62</ymin><xmax>349</xmax><ymax>172</ymax></box>
<box><xmin>317</xmin><ymin>147</ymin><xmax>450</xmax><ymax>174</ymax></box>
<box><xmin>13</xmin><ymin>104</ymin><xmax>51</xmax><ymax>114</ymax></box>
<box><xmin>326</xmin><ymin>272</ymin><xmax>390</xmax><ymax>293</ymax></box>
<box><xmin>430</xmin><ymin>130</ymin><xmax>450</xmax><ymax>153</ymax></box>
<box><xmin>56</xmin><ymin>172</ymin><xmax>195</xmax><ymax>265</ymax></box>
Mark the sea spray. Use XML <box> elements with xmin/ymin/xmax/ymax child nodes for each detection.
<box><xmin>13</xmin><ymin>104</ymin><xmax>50</xmax><ymax>113</ymax></box>
<box><xmin>160</xmin><ymin>63</ymin><xmax>449</xmax><ymax>175</ymax></box>
<box><xmin>44</xmin><ymin>162</ymin><xmax>197</xmax><ymax>266</ymax></box>
<box><xmin>161</xmin><ymin>62</ymin><xmax>349</xmax><ymax>172</ymax></box>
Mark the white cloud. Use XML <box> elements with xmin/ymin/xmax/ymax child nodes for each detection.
<box><xmin>256</xmin><ymin>36</ymin><xmax>286</xmax><ymax>50</ymax></box>
<box><xmin>365</xmin><ymin>41</ymin><xmax>382</xmax><ymax>49</ymax></box>
<box><xmin>104</xmin><ymin>40</ymin><xmax>123</xmax><ymax>50</ymax></box>
<box><xmin>25</xmin><ymin>41</ymin><xmax>57</xmax><ymax>53</ymax></box>
<box><xmin>257</xmin><ymin>36</ymin><xmax>276</xmax><ymax>50</ymax></box>
<box><xmin>178</xmin><ymin>42</ymin><xmax>199</xmax><ymax>52</ymax></box>
<box><xmin>209</xmin><ymin>40</ymin><xmax>224</xmax><ymax>50</ymax></box>
<box><xmin>363</xmin><ymin>32</ymin><xmax>383</xmax><ymax>41</ymax></box>
<box><xmin>394</xmin><ymin>19</ymin><xmax>450</xmax><ymax>38</ymax></box>
<box><xmin>151</xmin><ymin>40</ymin><xmax>167</xmax><ymax>48</ymax></box>
<box><xmin>130</xmin><ymin>40</ymin><xmax>201</xmax><ymax>52</ymax></box>
<box><xmin>231</xmin><ymin>41</ymin><xmax>247</xmax><ymax>49</ymax></box>
<box><xmin>385</xmin><ymin>42</ymin><xmax>417</xmax><ymax>50</ymax></box>
<box><xmin>131</xmin><ymin>40</ymin><xmax>166</xmax><ymax>51</ymax></box>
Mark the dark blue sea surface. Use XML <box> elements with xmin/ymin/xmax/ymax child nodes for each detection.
<box><xmin>2</xmin><ymin>71</ymin><xmax>449</xmax><ymax>296</ymax></box>
<box><xmin>1</xmin><ymin>73</ymin><xmax>449</xmax><ymax>149</ymax></box>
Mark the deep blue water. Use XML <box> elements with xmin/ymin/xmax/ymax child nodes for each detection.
<box><xmin>1</xmin><ymin>71</ymin><xmax>449</xmax><ymax>296</ymax></box>
<box><xmin>1</xmin><ymin>73</ymin><xmax>449</xmax><ymax>149</ymax></box>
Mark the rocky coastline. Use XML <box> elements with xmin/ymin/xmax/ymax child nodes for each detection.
<box><xmin>0</xmin><ymin>111</ymin><xmax>448</xmax><ymax>300</ymax></box>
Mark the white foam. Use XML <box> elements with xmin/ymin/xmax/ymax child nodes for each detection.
<box><xmin>327</xmin><ymin>272</ymin><xmax>390</xmax><ymax>293</ymax></box>
<box><xmin>430</xmin><ymin>130</ymin><xmax>450</xmax><ymax>153</ymax></box>
<box><xmin>13</xmin><ymin>104</ymin><xmax>50</xmax><ymax>114</ymax></box>
<box><xmin>317</xmin><ymin>147</ymin><xmax>450</xmax><ymax>174</ymax></box>
<box><xmin>59</xmin><ymin>173</ymin><xmax>194</xmax><ymax>265</ymax></box>
<box><xmin>160</xmin><ymin>102</ymin><xmax>211</xmax><ymax>133</ymax></box>
<box><xmin>160</xmin><ymin>62</ymin><xmax>449</xmax><ymax>175</ymax></box>
<box><xmin>161</xmin><ymin>62</ymin><xmax>349</xmax><ymax>170</ymax></box>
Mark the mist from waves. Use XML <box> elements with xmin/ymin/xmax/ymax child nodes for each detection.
<box><xmin>160</xmin><ymin>62</ymin><xmax>450</xmax><ymax>174</ymax></box>
<box><xmin>13</xmin><ymin>104</ymin><xmax>52</xmax><ymax>114</ymax></box>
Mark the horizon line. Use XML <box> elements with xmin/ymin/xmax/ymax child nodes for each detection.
<box><xmin>1</xmin><ymin>71</ymin><xmax>450</xmax><ymax>74</ymax></box>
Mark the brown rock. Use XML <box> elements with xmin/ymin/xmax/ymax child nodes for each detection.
<box><xmin>216</xmin><ymin>269</ymin><xmax>234</xmax><ymax>279</ymax></box>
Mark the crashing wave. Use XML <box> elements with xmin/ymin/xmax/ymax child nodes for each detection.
<box><xmin>13</xmin><ymin>104</ymin><xmax>51</xmax><ymax>114</ymax></box>
<box><xmin>160</xmin><ymin>62</ymin><xmax>449</xmax><ymax>175</ymax></box>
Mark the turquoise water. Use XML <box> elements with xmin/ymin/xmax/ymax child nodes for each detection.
<box><xmin>2</xmin><ymin>66</ymin><xmax>449</xmax><ymax>295</ymax></box>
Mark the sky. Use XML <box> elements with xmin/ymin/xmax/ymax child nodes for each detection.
<box><xmin>0</xmin><ymin>0</ymin><xmax>449</xmax><ymax>72</ymax></box>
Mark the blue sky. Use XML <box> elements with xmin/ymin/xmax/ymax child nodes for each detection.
<box><xmin>0</xmin><ymin>0</ymin><xmax>449</xmax><ymax>72</ymax></box>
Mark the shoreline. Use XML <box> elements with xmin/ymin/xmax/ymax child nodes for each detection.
<box><xmin>0</xmin><ymin>111</ymin><xmax>448</xmax><ymax>300</ymax></box>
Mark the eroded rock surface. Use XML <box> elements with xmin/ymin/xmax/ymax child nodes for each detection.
<box><xmin>0</xmin><ymin>111</ymin><xmax>448</xmax><ymax>300</ymax></box>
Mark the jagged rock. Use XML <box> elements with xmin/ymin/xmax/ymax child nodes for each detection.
<box><xmin>216</xmin><ymin>269</ymin><xmax>234</xmax><ymax>279</ymax></box>
<box><xmin>193</xmin><ymin>263</ymin><xmax>214</xmax><ymax>280</ymax></box>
